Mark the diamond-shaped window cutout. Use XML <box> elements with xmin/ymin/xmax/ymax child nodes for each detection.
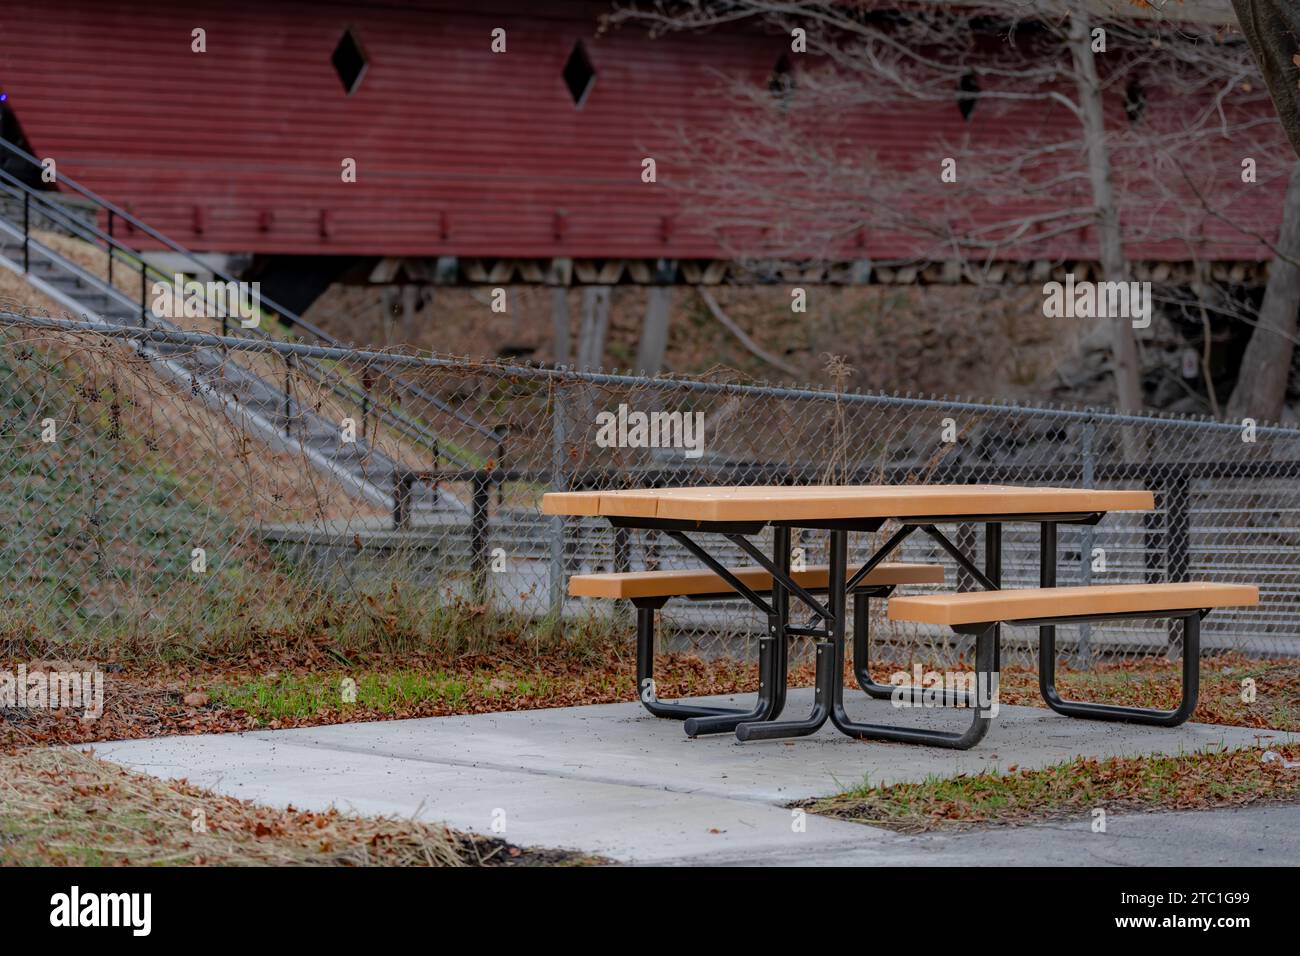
<box><xmin>332</xmin><ymin>29</ymin><xmax>368</xmax><ymax>95</ymax></box>
<box><xmin>769</xmin><ymin>54</ymin><xmax>794</xmax><ymax>97</ymax></box>
<box><xmin>563</xmin><ymin>41</ymin><xmax>596</xmax><ymax>108</ymax></box>
<box><xmin>1124</xmin><ymin>77</ymin><xmax>1146</xmax><ymax>124</ymax></box>
<box><xmin>957</xmin><ymin>71</ymin><xmax>979</xmax><ymax>121</ymax></box>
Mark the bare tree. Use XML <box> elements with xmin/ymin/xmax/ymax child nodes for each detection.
<box><xmin>1226</xmin><ymin>159</ymin><xmax>1300</xmax><ymax>420</ymax></box>
<box><xmin>608</xmin><ymin>0</ymin><xmax>1291</xmax><ymax>424</ymax></box>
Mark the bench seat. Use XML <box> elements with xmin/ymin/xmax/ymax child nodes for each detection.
<box><xmin>887</xmin><ymin>582</ymin><xmax>1258</xmax><ymax>626</ymax></box>
<box><xmin>570</xmin><ymin>562</ymin><xmax>944</xmax><ymax>599</ymax></box>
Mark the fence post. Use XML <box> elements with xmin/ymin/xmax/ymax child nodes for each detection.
<box><xmin>1077</xmin><ymin>417</ymin><xmax>1095</xmax><ymax>669</ymax></box>
<box><xmin>493</xmin><ymin>422</ymin><xmax>508</xmax><ymax>506</ymax></box>
<box><xmin>22</xmin><ymin>191</ymin><xmax>30</xmax><ymax>273</ymax></box>
<box><xmin>471</xmin><ymin>470</ymin><xmax>491</xmax><ymax>602</ymax></box>
<box><xmin>1166</xmin><ymin>472</ymin><xmax>1191</xmax><ymax>659</ymax></box>
<box><xmin>549</xmin><ymin>384</ymin><xmax>567</xmax><ymax>622</ymax></box>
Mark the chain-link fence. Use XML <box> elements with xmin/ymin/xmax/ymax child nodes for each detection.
<box><xmin>2</xmin><ymin>308</ymin><xmax>1297</xmax><ymax>668</ymax></box>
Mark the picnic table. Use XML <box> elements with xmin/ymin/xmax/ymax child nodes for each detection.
<box><xmin>542</xmin><ymin>484</ymin><xmax>1257</xmax><ymax>749</ymax></box>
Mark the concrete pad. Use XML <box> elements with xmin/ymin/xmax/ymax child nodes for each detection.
<box><xmin>83</xmin><ymin>688</ymin><xmax>1297</xmax><ymax>864</ymax></box>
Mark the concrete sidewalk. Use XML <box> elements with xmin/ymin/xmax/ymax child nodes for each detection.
<box><xmin>84</xmin><ymin>688</ymin><xmax>1297</xmax><ymax>864</ymax></box>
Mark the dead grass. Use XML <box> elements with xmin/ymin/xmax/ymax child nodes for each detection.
<box><xmin>803</xmin><ymin>742</ymin><xmax>1300</xmax><ymax>833</ymax></box>
<box><xmin>0</xmin><ymin>746</ymin><xmax>592</xmax><ymax>866</ymax></box>
<box><xmin>803</xmin><ymin>654</ymin><xmax>1300</xmax><ymax>833</ymax></box>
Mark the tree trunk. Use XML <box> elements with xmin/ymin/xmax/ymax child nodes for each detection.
<box><xmin>1067</xmin><ymin>6</ymin><xmax>1143</xmax><ymax>424</ymax></box>
<box><xmin>380</xmin><ymin>286</ymin><xmax>399</xmax><ymax>346</ymax></box>
<box><xmin>577</xmin><ymin>286</ymin><xmax>611</xmax><ymax>371</ymax></box>
<box><xmin>400</xmin><ymin>283</ymin><xmax>418</xmax><ymax>345</ymax></box>
<box><xmin>1227</xmin><ymin>159</ymin><xmax>1300</xmax><ymax>422</ymax></box>
<box><xmin>635</xmin><ymin>286</ymin><xmax>673</xmax><ymax>374</ymax></box>
<box><xmin>1231</xmin><ymin>0</ymin><xmax>1300</xmax><ymax>159</ymax></box>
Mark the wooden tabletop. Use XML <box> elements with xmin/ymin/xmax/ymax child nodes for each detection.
<box><xmin>541</xmin><ymin>484</ymin><xmax>1154</xmax><ymax>523</ymax></box>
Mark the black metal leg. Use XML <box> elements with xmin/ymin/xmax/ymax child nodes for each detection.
<box><xmin>734</xmin><ymin>528</ymin><xmax>847</xmax><ymax>742</ymax></box>
<box><xmin>681</xmin><ymin>527</ymin><xmax>792</xmax><ymax>736</ymax></box>
<box><xmin>854</xmin><ymin>590</ymin><xmax>980</xmax><ymax>706</ymax></box>
<box><xmin>830</xmin><ymin>622</ymin><xmax>998</xmax><ymax>750</ymax></box>
<box><xmin>853</xmin><ymin>590</ymin><xmax>895</xmax><ymax>700</ymax></box>
<box><xmin>634</xmin><ymin>600</ymin><xmax>756</xmax><ymax>722</ymax></box>
<box><xmin>853</xmin><ymin>519</ymin><xmax>998</xmax><ymax>708</ymax></box>
<box><xmin>683</xmin><ymin>624</ymin><xmax>783</xmax><ymax>736</ymax></box>
<box><xmin>771</xmin><ymin>526</ymin><xmax>791</xmax><ymax>718</ymax></box>
<box><xmin>1036</xmin><ymin>521</ymin><xmax>1200</xmax><ymax>726</ymax></box>
<box><xmin>735</xmin><ymin>640</ymin><xmax>832</xmax><ymax>742</ymax></box>
<box><xmin>1040</xmin><ymin>611</ymin><xmax>1201</xmax><ymax>726</ymax></box>
<box><xmin>985</xmin><ymin>521</ymin><xmax>1002</xmax><ymax>672</ymax></box>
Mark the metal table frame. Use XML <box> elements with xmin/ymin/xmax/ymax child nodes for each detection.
<box><xmin>611</xmin><ymin>508</ymin><xmax>1113</xmax><ymax>746</ymax></box>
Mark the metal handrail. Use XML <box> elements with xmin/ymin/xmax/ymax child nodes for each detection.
<box><xmin>0</xmin><ymin>142</ymin><xmax>501</xmax><ymax>468</ymax></box>
<box><xmin>0</xmin><ymin>138</ymin><xmax>337</xmax><ymax>342</ymax></box>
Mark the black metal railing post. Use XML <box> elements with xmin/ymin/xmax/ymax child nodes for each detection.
<box><xmin>139</xmin><ymin>261</ymin><xmax>147</xmax><ymax>327</ymax></box>
<box><xmin>361</xmin><ymin>369</ymin><xmax>372</xmax><ymax>443</ymax></box>
<box><xmin>106</xmin><ymin>210</ymin><xmax>114</xmax><ymax>287</ymax></box>
<box><xmin>430</xmin><ymin>439</ymin><xmax>440</xmax><ymax>498</ymax></box>
<box><xmin>283</xmin><ymin>355</ymin><xmax>293</xmax><ymax>437</ymax></box>
<box><xmin>22</xmin><ymin>190</ymin><xmax>29</xmax><ymax>273</ymax></box>
<box><xmin>392</xmin><ymin>471</ymin><xmax>413</xmax><ymax>530</ymax></box>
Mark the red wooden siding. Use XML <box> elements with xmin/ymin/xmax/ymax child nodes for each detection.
<box><xmin>0</xmin><ymin>0</ymin><xmax>1286</xmax><ymax>262</ymax></box>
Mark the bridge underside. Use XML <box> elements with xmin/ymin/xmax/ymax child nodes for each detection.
<box><xmin>356</xmin><ymin>256</ymin><xmax>1271</xmax><ymax>288</ymax></box>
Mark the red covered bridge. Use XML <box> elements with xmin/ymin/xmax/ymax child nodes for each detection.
<box><xmin>0</xmin><ymin>0</ymin><xmax>1286</xmax><ymax>288</ymax></box>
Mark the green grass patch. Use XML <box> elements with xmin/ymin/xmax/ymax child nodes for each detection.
<box><xmin>210</xmin><ymin>666</ymin><xmax>572</xmax><ymax>724</ymax></box>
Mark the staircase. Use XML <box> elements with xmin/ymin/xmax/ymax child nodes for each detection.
<box><xmin>0</xmin><ymin>142</ymin><xmax>498</xmax><ymax>522</ymax></box>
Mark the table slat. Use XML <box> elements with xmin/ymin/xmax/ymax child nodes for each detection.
<box><xmin>541</xmin><ymin>484</ymin><xmax>1154</xmax><ymax>522</ymax></box>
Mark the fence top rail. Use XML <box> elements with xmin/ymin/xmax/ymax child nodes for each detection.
<box><xmin>5</xmin><ymin>312</ymin><xmax>1300</xmax><ymax>441</ymax></box>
